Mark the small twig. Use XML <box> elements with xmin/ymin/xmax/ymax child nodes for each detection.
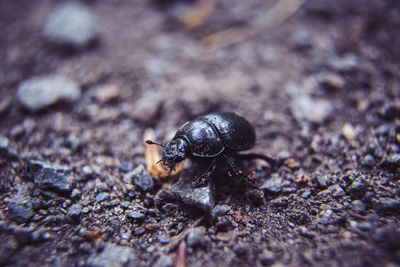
<box><xmin>174</xmin><ymin>240</ymin><xmax>187</xmax><ymax>267</ymax></box>
<box><xmin>203</xmin><ymin>0</ymin><xmax>306</xmax><ymax>50</ymax></box>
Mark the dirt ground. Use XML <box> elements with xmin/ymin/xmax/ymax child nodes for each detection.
<box><xmin>0</xmin><ymin>0</ymin><xmax>400</xmax><ymax>266</ymax></box>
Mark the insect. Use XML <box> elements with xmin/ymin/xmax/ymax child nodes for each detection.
<box><xmin>145</xmin><ymin>112</ymin><xmax>275</xmax><ymax>187</ymax></box>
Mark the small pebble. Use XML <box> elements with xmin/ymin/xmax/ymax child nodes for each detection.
<box><xmin>125</xmin><ymin>210</ymin><xmax>145</xmax><ymax>221</ymax></box>
<box><xmin>67</xmin><ymin>204</ymin><xmax>82</xmax><ymax>218</ymax></box>
<box><xmin>328</xmin><ymin>54</ymin><xmax>358</xmax><ymax>71</ymax></box>
<box><xmin>186</xmin><ymin>227</ymin><xmax>206</xmax><ymax>248</ymax></box>
<box><xmin>153</xmin><ymin>254</ymin><xmax>173</xmax><ymax>267</ymax></box>
<box><xmin>377</xmin><ymin>198</ymin><xmax>400</xmax><ymax>214</ymax></box>
<box><xmin>43</xmin><ymin>2</ymin><xmax>99</xmax><ymax>48</ymax></box>
<box><xmin>157</xmin><ymin>233</ymin><xmax>170</xmax><ymax>245</ymax></box>
<box><xmin>28</xmin><ymin>160</ymin><xmax>75</xmax><ymax>193</ymax></box>
<box><xmin>123</xmin><ymin>165</ymin><xmax>153</xmax><ymax>191</ymax></box>
<box><xmin>17</xmin><ymin>75</ymin><xmax>81</xmax><ymax>111</ymax></box>
<box><xmin>86</xmin><ymin>243</ymin><xmax>136</xmax><ymax>267</ymax></box>
<box><xmin>7</xmin><ymin>197</ymin><xmax>34</xmax><ymax>224</ymax></box>
<box><xmin>291</xmin><ymin>96</ymin><xmax>333</xmax><ymax>124</ymax></box>
<box><xmin>352</xmin><ymin>200</ymin><xmax>367</xmax><ymax>213</ymax></box>
<box><xmin>211</xmin><ymin>205</ymin><xmax>231</xmax><ymax>219</ymax></box>
<box><xmin>261</xmin><ymin>175</ymin><xmax>290</xmax><ymax>193</ymax></box>
<box><xmin>342</xmin><ymin>123</ymin><xmax>357</xmax><ymax>141</ymax></box>
<box><xmin>291</xmin><ymin>29</ymin><xmax>311</xmax><ymax>50</ymax></box>
<box><xmin>259</xmin><ymin>249</ymin><xmax>275</xmax><ymax>266</ymax></box>
<box><xmin>95</xmin><ymin>192</ymin><xmax>110</xmax><ymax>202</ymax></box>
<box><xmin>134</xmin><ymin>227</ymin><xmax>146</xmax><ymax>236</ymax></box>
<box><xmin>118</xmin><ymin>162</ymin><xmax>133</xmax><ymax>173</ymax></box>
<box><xmin>93</xmin><ymin>84</ymin><xmax>120</xmax><ymax>103</ymax></box>
<box><xmin>362</xmin><ymin>154</ymin><xmax>375</xmax><ymax>168</ymax></box>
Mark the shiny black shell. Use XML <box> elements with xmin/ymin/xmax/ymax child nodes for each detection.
<box><xmin>173</xmin><ymin>112</ymin><xmax>256</xmax><ymax>158</ymax></box>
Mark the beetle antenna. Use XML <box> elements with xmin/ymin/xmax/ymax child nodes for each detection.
<box><xmin>145</xmin><ymin>140</ymin><xmax>165</xmax><ymax>148</ymax></box>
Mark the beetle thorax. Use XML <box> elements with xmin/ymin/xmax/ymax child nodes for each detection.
<box><xmin>162</xmin><ymin>138</ymin><xmax>188</xmax><ymax>167</ymax></box>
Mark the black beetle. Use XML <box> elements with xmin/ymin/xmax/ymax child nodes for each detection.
<box><xmin>146</xmin><ymin>112</ymin><xmax>275</xmax><ymax>187</ymax></box>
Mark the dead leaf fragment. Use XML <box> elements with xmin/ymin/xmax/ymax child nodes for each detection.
<box><xmin>144</xmin><ymin>128</ymin><xmax>182</xmax><ymax>178</ymax></box>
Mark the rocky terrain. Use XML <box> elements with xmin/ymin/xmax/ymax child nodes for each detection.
<box><xmin>0</xmin><ymin>0</ymin><xmax>399</xmax><ymax>266</ymax></box>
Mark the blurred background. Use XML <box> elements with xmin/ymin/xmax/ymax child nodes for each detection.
<box><xmin>1</xmin><ymin>0</ymin><xmax>400</xmax><ymax>266</ymax></box>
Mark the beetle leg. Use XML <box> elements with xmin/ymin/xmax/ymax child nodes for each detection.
<box><xmin>234</xmin><ymin>153</ymin><xmax>277</xmax><ymax>167</ymax></box>
<box><xmin>223</xmin><ymin>154</ymin><xmax>259</xmax><ymax>188</ymax></box>
<box><xmin>193</xmin><ymin>158</ymin><xmax>217</xmax><ymax>186</ymax></box>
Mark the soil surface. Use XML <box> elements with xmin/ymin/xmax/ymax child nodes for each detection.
<box><xmin>1</xmin><ymin>0</ymin><xmax>400</xmax><ymax>266</ymax></box>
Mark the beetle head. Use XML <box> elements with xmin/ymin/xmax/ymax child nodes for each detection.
<box><xmin>162</xmin><ymin>138</ymin><xmax>187</xmax><ymax>167</ymax></box>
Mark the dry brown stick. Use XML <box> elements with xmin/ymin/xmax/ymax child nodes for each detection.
<box><xmin>174</xmin><ymin>240</ymin><xmax>187</xmax><ymax>267</ymax></box>
<box><xmin>203</xmin><ymin>0</ymin><xmax>306</xmax><ymax>50</ymax></box>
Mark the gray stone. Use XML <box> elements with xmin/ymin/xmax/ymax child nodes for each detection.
<box><xmin>328</xmin><ymin>54</ymin><xmax>359</xmax><ymax>72</ymax></box>
<box><xmin>234</xmin><ymin>244</ymin><xmax>249</xmax><ymax>258</ymax></box>
<box><xmin>347</xmin><ymin>177</ymin><xmax>367</xmax><ymax>199</ymax></box>
<box><xmin>118</xmin><ymin>162</ymin><xmax>133</xmax><ymax>172</ymax></box>
<box><xmin>133</xmin><ymin>227</ymin><xmax>146</xmax><ymax>236</ymax></box>
<box><xmin>291</xmin><ymin>96</ymin><xmax>333</xmax><ymax>124</ymax></box>
<box><xmin>28</xmin><ymin>160</ymin><xmax>74</xmax><ymax>193</ymax></box>
<box><xmin>377</xmin><ymin>198</ymin><xmax>400</xmax><ymax>214</ymax></box>
<box><xmin>261</xmin><ymin>175</ymin><xmax>290</xmax><ymax>193</ymax></box>
<box><xmin>170</xmin><ymin>169</ymin><xmax>215</xmax><ymax>212</ymax></box>
<box><xmin>314</xmin><ymin>172</ymin><xmax>332</xmax><ymax>188</ymax></box>
<box><xmin>153</xmin><ymin>254</ymin><xmax>173</xmax><ymax>267</ymax></box>
<box><xmin>17</xmin><ymin>75</ymin><xmax>81</xmax><ymax>111</ymax></box>
<box><xmin>319</xmin><ymin>184</ymin><xmax>346</xmax><ymax>198</ymax></box>
<box><xmin>352</xmin><ymin>200</ymin><xmax>367</xmax><ymax>214</ymax></box>
<box><xmin>43</xmin><ymin>2</ymin><xmax>99</xmax><ymax>48</ymax></box>
<box><xmin>211</xmin><ymin>205</ymin><xmax>231</xmax><ymax>218</ymax></box>
<box><xmin>157</xmin><ymin>233</ymin><xmax>170</xmax><ymax>244</ymax></box>
<box><xmin>70</xmin><ymin>188</ymin><xmax>81</xmax><ymax>199</ymax></box>
<box><xmin>7</xmin><ymin>196</ymin><xmax>34</xmax><ymax>224</ymax></box>
<box><xmin>352</xmin><ymin>221</ymin><xmax>373</xmax><ymax>231</ymax></box>
<box><xmin>186</xmin><ymin>226</ymin><xmax>206</xmax><ymax>248</ymax></box>
<box><xmin>318</xmin><ymin>209</ymin><xmax>333</xmax><ymax>225</ymax></box>
<box><xmin>301</xmin><ymin>188</ymin><xmax>312</xmax><ymax>199</ymax></box>
<box><xmin>125</xmin><ymin>210</ymin><xmax>145</xmax><ymax>220</ymax></box>
<box><xmin>67</xmin><ymin>204</ymin><xmax>82</xmax><ymax>218</ymax></box>
<box><xmin>291</xmin><ymin>29</ymin><xmax>311</xmax><ymax>50</ymax></box>
<box><xmin>362</xmin><ymin>154</ymin><xmax>375</xmax><ymax>168</ymax></box>
<box><xmin>11</xmin><ymin>226</ymin><xmax>33</xmax><ymax>245</ymax></box>
<box><xmin>0</xmin><ymin>136</ymin><xmax>18</xmax><ymax>160</ymax></box>
<box><xmin>384</xmin><ymin>153</ymin><xmax>400</xmax><ymax>168</ymax></box>
<box><xmin>123</xmin><ymin>165</ymin><xmax>153</xmax><ymax>191</ymax></box>
<box><xmin>95</xmin><ymin>192</ymin><xmax>110</xmax><ymax>202</ymax></box>
<box><xmin>259</xmin><ymin>249</ymin><xmax>275</xmax><ymax>266</ymax></box>
<box><xmin>0</xmin><ymin>136</ymin><xmax>9</xmax><ymax>149</ymax></box>
<box><xmin>86</xmin><ymin>243</ymin><xmax>136</xmax><ymax>267</ymax></box>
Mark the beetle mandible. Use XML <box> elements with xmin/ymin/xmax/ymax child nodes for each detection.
<box><xmin>146</xmin><ymin>112</ymin><xmax>275</xmax><ymax>187</ymax></box>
